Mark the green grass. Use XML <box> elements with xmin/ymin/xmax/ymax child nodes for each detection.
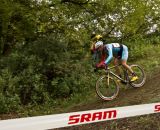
<box><xmin>130</xmin><ymin>44</ymin><xmax>160</xmax><ymax>75</ymax></box>
<box><xmin>17</xmin><ymin>88</ymin><xmax>97</xmax><ymax>117</ymax></box>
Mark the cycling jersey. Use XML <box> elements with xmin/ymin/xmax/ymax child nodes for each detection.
<box><xmin>91</xmin><ymin>42</ymin><xmax>128</xmax><ymax>67</ymax></box>
<box><xmin>104</xmin><ymin>43</ymin><xmax>128</xmax><ymax>64</ymax></box>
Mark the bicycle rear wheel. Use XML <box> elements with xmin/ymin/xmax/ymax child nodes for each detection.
<box><xmin>96</xmin><ymin>75</ymin><xmax>119</xmax><ymax>101</ymax></box>
<box><xmin>129</xmin><ymin>65</ymin><xmax>146</xmax><ymax>88</ymax></box>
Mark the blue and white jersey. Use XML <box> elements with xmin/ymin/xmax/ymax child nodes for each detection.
<box><xmin>104</xmin><ymin>43</ymin><xmax>128</xmax><ymax>64</ymax></box>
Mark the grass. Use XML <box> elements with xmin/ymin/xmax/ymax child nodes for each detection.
<box><xmin>130</xmin><ymin>44</ymin><xmax>160</xmax><ymax>75</ymax></box>
<box><xmin>17</xmin><ymin>88</ymin><xmax>97</xmax><ymax>117</ymax></box>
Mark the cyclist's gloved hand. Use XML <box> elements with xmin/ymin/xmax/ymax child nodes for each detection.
<box><xmin>96</xmin><ymin>61</ymin><xmax>106</xmax><ymax>69</ymax></box>
<box><xmin>102</xmin><ymin>63</ymin><xmax>108</xmax><ymax>69</ymax></box>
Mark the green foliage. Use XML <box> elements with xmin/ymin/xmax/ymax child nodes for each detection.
<box><xmin>0</xmin><ymin>69</ymin><xmax>20</xmax><ymax>113</ymax></box>
<box><xmin>0</xmin><ymin>93</ymin><xmax>20</xmax><ymax>113</ymax></box>
<box><xmin>0</xmin><ymin>0</ymin><xmax>37</xmax><ymax>54</ymax></box>
<box><xmin>0</xmin><ymin>0</ymin><xmax>159</xmax><ymax>114</ymax></box>
<box><xmin>0</xmin><ymin>33</ymin><xmax>96</xmax><ymax>113</ymax></box>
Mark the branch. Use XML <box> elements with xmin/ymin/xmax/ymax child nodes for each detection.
<box><xmin>61</xmin><ymin>0</ymin><xmax>90</xmax><ymax>5</ymax></box>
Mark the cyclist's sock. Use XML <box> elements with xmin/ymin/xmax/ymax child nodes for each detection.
<box><xmin>132</xmin><ymin>72</ymin><xmax>136</xmax><ymax>76</ymax></box>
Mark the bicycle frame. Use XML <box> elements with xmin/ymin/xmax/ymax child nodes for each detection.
<box><xmin>105</xmin><ymin>64</ymin><xmax>129</xmax><ymax>84</ymax></box>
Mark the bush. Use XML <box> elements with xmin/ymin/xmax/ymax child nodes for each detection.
<box><xmin>0</xmin><ymin>35</ymin><xmax>95</xmax><ymax>113</ymax></box>
<box><xmin>0</xmin><ymin>93</ymin><xmax>20</xmax><ymax>113</ymax></box>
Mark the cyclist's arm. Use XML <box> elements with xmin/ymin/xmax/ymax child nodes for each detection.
<box><xmin>104</xmin><ymin>44</ymin><xmax>113</xmax><ymax>65</ymax></box>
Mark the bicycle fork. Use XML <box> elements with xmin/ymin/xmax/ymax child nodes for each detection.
<box><xmin>107</xmin><ymin>72</ymin><xmax>110</xmax><ymax>86</ymax></box>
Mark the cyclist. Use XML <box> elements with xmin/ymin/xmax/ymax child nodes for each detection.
<box><xmin>91</xmin><ymin>34</ymin><xmax>138</xmax><ymax>82</ymax></box>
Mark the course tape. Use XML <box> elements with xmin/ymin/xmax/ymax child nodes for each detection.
<box><xmin>0</xmin><ymin>102</ymin><xmax>160</xmax><ymax>130</ymax></box>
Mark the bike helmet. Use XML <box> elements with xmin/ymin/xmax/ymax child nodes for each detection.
<box><xmin>95</xmin><ymin>41</ymin><xmax>103</xmax><ymax>49</ymax></box>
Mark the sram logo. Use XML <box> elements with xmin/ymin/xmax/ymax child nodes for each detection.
<box><xmin>68</xmin><ymin>110</ymin><xmax>117</xmax><ymax>125</ymax></box>
<box><xmin>155</xmin><ymin>104</ymin><xmax>160</xmax><ymax>112</ymax></box>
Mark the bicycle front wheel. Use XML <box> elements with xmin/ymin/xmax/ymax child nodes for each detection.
<box><xmin>129</xmin><ymin>65</ymin><xmax>146</xmax><ymax>88</ymax></box>
<box><xmin>96</xmin><ymin>75</ymin><xmax>119</xmax><ymax>101</ymax></box>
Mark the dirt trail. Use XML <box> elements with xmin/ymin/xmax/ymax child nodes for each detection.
<box><xmin>55</xmin><ymin>73</ymin><xmax>160</xmax><ymax>130</ymax></box>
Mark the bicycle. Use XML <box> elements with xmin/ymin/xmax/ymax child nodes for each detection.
<box><xmin>96</xmin><ymin>64</ymin><xmax>146</xmax><ymax>101</ymax></box>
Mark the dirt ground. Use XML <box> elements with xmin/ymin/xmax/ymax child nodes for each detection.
<box><xmin>54</xmin><ymin>73</ymin><xmax>160</xmax><ymax>130</ymax></box>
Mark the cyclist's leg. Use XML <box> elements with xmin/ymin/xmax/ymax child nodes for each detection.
<box><xmin>121</xmin><ymin>60</ymin><xmax>133</xmax><ymax>74</ymax></box>
<box><xmin>120</xmin><ymin>45</ymin><xmax>131</xmax><ymax>72</ymax></box>
<box><xmin>121</xmin><ymin>45</ymin><xmax>138</xmax><ymax>81</ymax></box>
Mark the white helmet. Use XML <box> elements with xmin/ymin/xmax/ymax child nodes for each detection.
<box><xmin>95</xmin><ymin>41</ymin><xmax>103</xmax><ymax>49</ymax></box>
